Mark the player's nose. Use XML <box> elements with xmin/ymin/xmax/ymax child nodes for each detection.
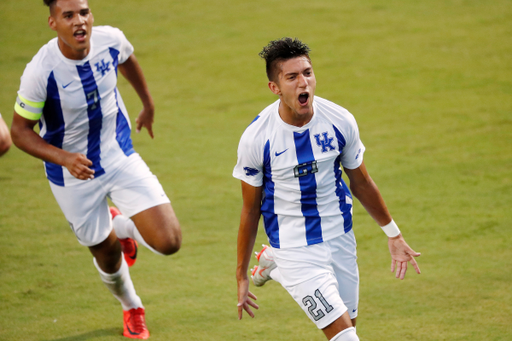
<box><xmin>74</xmin><ymin>14</ymin><xmax>85</xmax><ymax>25</ymax></box>
<box><xmin>298</xmin><ymin>74</ymin><xmax>308</xmax><ymax>87</ymax></box>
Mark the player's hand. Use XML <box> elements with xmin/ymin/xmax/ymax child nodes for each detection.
<box><xmin>237</xmin><ymin>276</ymin><xmax>259</xmax><ymax>320</ymax></box>
<box><xmin>64</xmin><ymin>153</ymin><xmax>94</xmax><ymax>180</ymax></box>
<box><xmin>135</xmin><ymin>106</ymin><xmax>155</xmax><ymax>138</ymax></box>
<box><xmin>388</xmin><ymin>234</ymin><xmax>421</xmax><ymax>280</ymax></box>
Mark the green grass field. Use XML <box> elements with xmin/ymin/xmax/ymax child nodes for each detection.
<box><xmin>1</xmin><ymin>0</ymin><xmax>511</xmax><ymax>340</ymax></box>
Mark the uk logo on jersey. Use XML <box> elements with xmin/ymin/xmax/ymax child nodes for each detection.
<box><xmin>314</xmin><ymin>132</ymin><xmax>335</xmax><ymax>153</ymax></box>
<box><xmin>95</xmin><ymin>59</ymin><xmax>111</xmax><ymax>76</ymax></box>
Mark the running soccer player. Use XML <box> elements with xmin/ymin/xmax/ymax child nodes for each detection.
<box><xmin>0</xmin><ymin>114</ymin><xmax>12</xmax><ymax>157</ymax></box>
<box><xmin>234</xmin><ymin>38</ymin><xmax>421</xmax><ymax>341</ymax></box>
<box><xmin>10</xmin><ymin>0</ymin><xmax>182</xmax><ymax>339</ymax></box>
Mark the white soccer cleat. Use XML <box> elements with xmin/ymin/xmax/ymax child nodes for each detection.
<box><xmin>251</xmin><ymin>244</ymin><xmax>277</xmax><ymax>287</ymax></box>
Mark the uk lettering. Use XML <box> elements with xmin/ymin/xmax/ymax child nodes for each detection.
<box><xmin>314</xmin><ymin>132</ymin><xmax>335</xmax><ymax>153</ymax></box>
<box><xmin>95</xmin><ymin>59</ymin><xmax>111</xmax><ymax>76</ymax></box>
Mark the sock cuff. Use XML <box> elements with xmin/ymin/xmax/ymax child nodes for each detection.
<box><xmin>331</xmin><ymin>327</ymin><xmax>359</xmax><ymax>341</ymax></box>
<box><xmin>93</xmin><ymin>256</ymin><xmax>127</xmax><ymax>280</ymax></box>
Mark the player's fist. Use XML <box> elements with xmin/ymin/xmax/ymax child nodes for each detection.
<box><xmin>64</xmin><ymin>153</ymin><xmax>95</xmax><ymax>180</ymax></box>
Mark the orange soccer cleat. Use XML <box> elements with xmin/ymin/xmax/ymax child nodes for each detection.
<box><xmin>123</xmin><ymin>307</ymin><xmax>150</xmax><ymax>339</ymax></box>
<box><xmin>250</xmin><ymin>244</ymin><xmax>277</xmax><ymax>287</ymax></box>
<box><xmin>110</xmin><ymin>207</ymin><xmax>138</xmax><ymax>267</ymax></box>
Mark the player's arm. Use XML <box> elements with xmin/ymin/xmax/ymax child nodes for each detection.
<box><xmin>10</xmin><ymin>112</ymin><xmax>94</xmax><ymax>180</ymax></box>
<box><xmin>236</xmin><ymin>181</ymin><xmax>263</xmax><ymax>320</ymax></box>
<box><xmin>0</xmin><ymin>115</ymin><xmax>12</xmax><ymax>157</ymax></box>
<box><xmin>118</xmin><ymin>53</ymin><xmax>155</xmax><ymax>138</ymax></box>
<box><xmin>344</xmin><ymin>161</ymin><xmax>421</xmax><ymax>279</ymax></box>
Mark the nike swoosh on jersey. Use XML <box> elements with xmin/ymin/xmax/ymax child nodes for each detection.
<box><xmin>62</xmin><ymin>81</ymin><xmax>73</xmax><ymax>89</ymax></box>
<box><xmin>275</xmin><ymin>149</ymin><xmax>289</xmax><ymax>157</ymax></box>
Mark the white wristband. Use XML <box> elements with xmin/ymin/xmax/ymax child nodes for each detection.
<box><xmin>380</xmin><ymin>220</ymin><xmax>401</xmax><ymax>238</ymax></box>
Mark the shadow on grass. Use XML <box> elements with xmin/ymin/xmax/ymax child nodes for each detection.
<box><xmin>45</xmin><ymin>328</ymin><xmax>120</xmax><ymax>341</ymax></box>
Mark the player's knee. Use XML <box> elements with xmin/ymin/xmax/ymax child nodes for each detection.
<box><xmin>153</xmin><ymin>228</ymin><xmax>182</xmax><ymax>255</ymax></box>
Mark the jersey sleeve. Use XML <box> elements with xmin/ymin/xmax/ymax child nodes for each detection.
<box><xmin>113</xmin><ymin>27</ymin><xmax>134</xmax><ymax>63</ymax></box>
<box><xmin>14</xmin><ymin>54</ymin><xmax>48</xmax><ymax>121</ymax></box>
<box><xmin>232</xmin><ymin>129</ymin><xmax>264</xmax><ymax>187</ymax></box>
<box><xmin>339</xmin><ymin>112</ymin><xmax>365</xmax><ymax>170</ymax></box>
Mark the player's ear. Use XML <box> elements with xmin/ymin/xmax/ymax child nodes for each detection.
<box><xmin>48</xmin><ymin>16</ymin><xmax>57</xmax><ymax>31</ymax></box>
<box><xmin>268</xmin><ymin>81</ymin><xmax>281</xmax><ymax>95</ymax></box>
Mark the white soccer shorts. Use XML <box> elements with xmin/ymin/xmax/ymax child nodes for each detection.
<box><xmin>271</xmin><ymin>231</ymin><xmax>359</xmax><ymax>329</ymax></box>
<box><xmin>50</xmin><ymin>153</ymin><xmax>170</xmax><ymax>247</ymax></box>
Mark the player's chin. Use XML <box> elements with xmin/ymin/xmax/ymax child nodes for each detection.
<box><xmin>296</xmin><ymin>104</ymin><xmax>313</xmax><ymax>115</ymax></box>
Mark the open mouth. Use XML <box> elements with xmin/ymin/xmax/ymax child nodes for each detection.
<box><xmin>298</xmin><ymin>92</ymin><xmax>309</xmax><ymax>105</ymax></box>
<box><xmin>74</xmin><ymin>30</ymin><xmax>86</xmax><ymax>40</ymax></box>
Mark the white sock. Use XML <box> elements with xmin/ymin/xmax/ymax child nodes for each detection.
<box><xmin>330</xmin><ymin>327</ymin><xmax>359</xmax><ymax>341</ymax></box>
<box><xmin>93</xmin><ymin>257</ymin><xmax>143</xmax><ymax>311</ymax></box>
<box><xmin>112</xmin><ymin>214</ymin><xmax>164</xmax><ymax>256</ymax></box>
<box><xmin>112</xmin><ymin>214</ymin><xmax>134</xmax><ymax>240</ymax></box>
<box><xmin>269</xmin><ymin>267</ymin><xmax>282</xmax><ymax>284</ymax></box>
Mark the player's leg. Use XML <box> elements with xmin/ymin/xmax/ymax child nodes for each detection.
<box><xmin>89</xmin><ymin>230</ymin><xmax>149</xmax><ymax>339</ymax></box>
<box><xmin>112</xmin><ymin>202</ymin><xmax>181</xmax><ymax>257</ymax></box>
<box><xmin>130</xmin><ymin>203</ymin><xmax>181</xmax><ymax>255</ymax></box>
<box><xmin>322</xmin><ymin>313</ymin><xmax>359</xmax><ymax>340</ymax></box>
<box><xmin>110</xmin><ymin>154</ymin><xmax>182</xmax><ymax>256</ymax></box>
<box><xmin>89</xmin><ymin>230</ymin><xmax>143</xmax><ymax>311</ymax></box>
<box><xmin>50</xmin><ymin>180</ymin><xmax>148</xmax><ymax>339</ymax></box>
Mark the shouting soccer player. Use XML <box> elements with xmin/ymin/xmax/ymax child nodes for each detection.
<box><xmin>10</xmin><ymin>0</ymin><xmax>182</xmax><ymax>338</ymax></box>
<box><xmin>234</xmin><ymin>38</ymin><xmax>421</xmax><ymax>341</ymax></box>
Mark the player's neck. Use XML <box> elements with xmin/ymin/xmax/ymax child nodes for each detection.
<box><xmin>57</xmin><ymin>39</ymin><xmax>90</xmax><ymax>60</ymax></box>
<box><xmin>278</xmin><ymin>102</ymin><xmax>314</xmax><ymax>128</ymax></box>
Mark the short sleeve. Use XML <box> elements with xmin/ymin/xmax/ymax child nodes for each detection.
<box><xmin>232</xmin><ymin>131</ymin><xmax>264</xmax><ymax>187</ymax></box>
<box><xmin>115</xmin><ymin>28</ymin><xmax>134</xmax><ymax>63</ymax></box>
<box><xmin>339</xmin><ymin>113</ymin><xmax>365</xmax><ymax>170</ymax></box>
<box><xmin>15</xmin><ymin>53</ymin><xmax>48</xmax><ymax>120</ymax></box>
<box><xmin>100</xmin><ymin>26</ymin><xmax>134</xmax><ymax>63</ymax></box>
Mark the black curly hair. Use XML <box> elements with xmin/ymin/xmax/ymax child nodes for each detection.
<box><xmin>43</xmin><ymin>0</ymin><xmax>57</xmax><ymax>6</ymax></box>
<box><xmin>259</xmin><ymin>38</ymin><xmax>312</xmax><ymax>82</ymax></box>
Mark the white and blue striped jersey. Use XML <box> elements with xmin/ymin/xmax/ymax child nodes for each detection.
<box><xmin>233</xmin><ymin>97</ymin><xmax>365</xmax><ymax>249</ymax></box>
<box><xmin>15</xmin><ymin>26</ymin><xmax>135</xmax><ymax>187</ymax></box>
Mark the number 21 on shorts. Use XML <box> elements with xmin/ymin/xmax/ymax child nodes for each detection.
<box><xmin>302</xmin><ymin>289</ymin><xmax>334</xmax><ymax>321</ymax></box>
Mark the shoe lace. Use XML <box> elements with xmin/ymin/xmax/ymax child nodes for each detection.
<box><xmin>129</xmin><ymin>309</ymin><xmax>147</xmax><ymax>332</ymax></box>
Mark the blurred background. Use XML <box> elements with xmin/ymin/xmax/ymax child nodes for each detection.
<box><xmin>0</xmin><ymin>0</ymin><xmax>510</xmax><ymax>340</ymax></box>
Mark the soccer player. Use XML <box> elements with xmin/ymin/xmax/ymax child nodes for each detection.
<box><xmin>10</xmin><ymin>0</ymin><xmax>182</xmax><ymax>339</ymax></box>
<box><xmin>234</xmin><ymin>38</ymin><xmax>421</xmax><ymax>341</ymax></box>
<box><xmin>0</xmin><ymin>114</ymin><xmax>12</xmax><ymax>157</ymax></box>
